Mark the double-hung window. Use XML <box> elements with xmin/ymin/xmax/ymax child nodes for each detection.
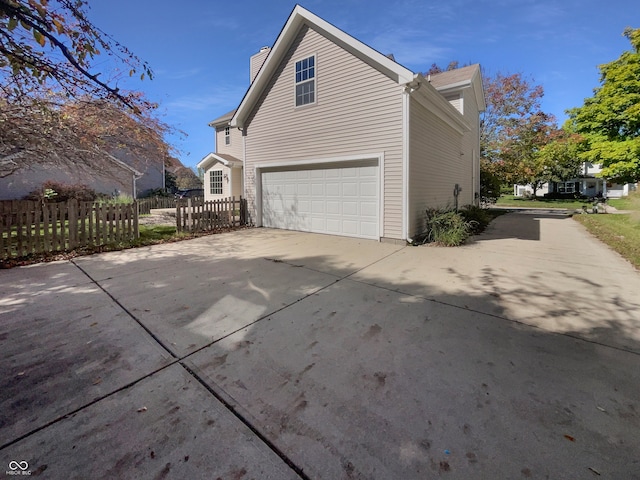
<box><xmin>224</xmin><ymin>126</ymin><xmax>230</xmax><ymax>145</ymax></box>
<box><xmin>210</xmin><ymin>170</ymin><xmax>223</xmax><ymax>195</ymax></box>
<box><xmin>295</xmin><ymin>55</ymin><xmax>315</xmax><ymax>106</ymax></box>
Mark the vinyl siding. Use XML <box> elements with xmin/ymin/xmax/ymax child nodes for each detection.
<box><xmin>203</xmin><ymin>165</ymin><xmax>242</xmax><ymax>201</ymax></box>
<box><xmin>215</xmin><ymin>127</ymin><xmax>243</xmax><ymax>160</ymax></box>
<box><xmin>243</xmin><ymin>24</ymin><xmax>404</xmax><ymax>239</ymax></box>
<box><xmin>408</xmin><ymin>97</ymin><xmax>465</xmax><ymax>237</ymax></box>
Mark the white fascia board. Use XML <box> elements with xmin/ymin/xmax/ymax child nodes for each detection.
<box><xmin>473</xmin><ymin>72</ymin><xmax>487</xmax><ymax>112</ymax></box>
<box><xmin>197</xmin><ymin>153</ymin><xmax>241</xmax><ymax>170</ymax></box>
<box><xmin>231</xmin><ymin>5</ymin><xmax>414</xmax><ymax>128</ymax></box>
<box><xmin>411</xmin><ymin>76</ymin><xmax>471</xmax><ymax>134</ymax></box>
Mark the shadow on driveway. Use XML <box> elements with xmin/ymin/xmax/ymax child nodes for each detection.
<box><xmin>1</xmin><ymin>220</ymin><xmax>639</xmax><ymax>479</ymax></box>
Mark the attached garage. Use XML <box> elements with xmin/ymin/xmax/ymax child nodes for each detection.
<box><xmin>259</xmin><ymin>160</ymin><xmax>379</xmax><ymax>240</ymax></box>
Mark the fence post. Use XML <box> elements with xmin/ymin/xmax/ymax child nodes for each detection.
<box><xmin>176</xmin><ymin>201</ymin><xmax>182</xmax><ymax>233</ymax></box>
<box><xmin>133</xmin><ymin>201</ymin><xmax>139</xmax><ymax>238</ymax></box>
<box><xmin>68</xmin><ymin>199</ymin><xmax>78</xmax><ymax>249</ymax></box>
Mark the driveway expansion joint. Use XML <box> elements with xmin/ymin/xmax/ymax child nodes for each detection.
<box><xmin>71</xmin><ymin>258</ymin><xmax>178</xmax><ymax>359</ymax></box>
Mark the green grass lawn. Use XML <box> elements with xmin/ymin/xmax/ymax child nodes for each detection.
<box><xmin>138</xmin><ymin>224</ymin><xmax>179</xmax><ymax>242</ymax></box>
<box><xmin>573</xmin><ymin>191</ymin><xmax>640</xmax><ymax>269</ymax></box>
<box><xmin>608</xmin><ymin>192</ymin><xmax>640</xmax><ymax>211</ymax></box>
<box><xmin>495</xmin><ymin>195</ymin><xmax>591</xmax><ymax>210</ymax></box>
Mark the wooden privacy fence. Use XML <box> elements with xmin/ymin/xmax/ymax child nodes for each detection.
<box><xmin>177</xmin><ymin>196</ymin><xmax>249</xmax><ymax>233</ymax></box>
<box><xmin>0</xmin><ymin>199</ymin><xmax>138</xmax><ymax>259</ymax></box>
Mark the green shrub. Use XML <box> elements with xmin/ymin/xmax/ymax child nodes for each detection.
<box><xmin>460</xmin><ymin>205</ymin><xmax>490</xmax><ymax>234</ymax></box>
<box><xmin>413</xmin><ymin>208</ymin><xmax>475</xmax><ymax>246</ymax></box>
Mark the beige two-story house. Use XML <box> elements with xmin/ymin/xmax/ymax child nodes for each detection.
<box><xmin>200</xmin><ymin>5</ymin><xmax>485</xmax><ymax>243</ymax></box>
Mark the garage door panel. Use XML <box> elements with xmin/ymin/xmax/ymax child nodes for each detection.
<box><xmin>360</xmin><ymin>182</ymin><xmax>378</xmax><ymax>197</ymax></box>
<box><xmin>359</xmin><ymin>166</ymin><xmax>378</xmax><ymax>177</ymax></box>
<box><xmin>343</xmin><ymin>183</ymin><xmax>358</xmax><ymax>196</ymax></box>
<box><xmin>297</xmin><ymin>200</ymin><xmax>310</xmax><ymax>214</ymax></box>
<box><xmin>360</xmin><ymin>201</ymin><xmax>377</xmax><ymax>217</ymax></box>
<box><xmin>311</xmin><ymin>183</ymin><xmax>324</xmax><ymax>195</ymax></box>
<box><xmin>326</xmin><ymin>201</ymin><xmax>341</xmax><ymax>214</ymax></box>
<box><xmin>326</xmin><ymin>183</ymin><xmax>340</xmax><ymax>197</ymax></box>
<box><xmin>311</xmin><ymin>200</ymin><xmax>324</xmax><ymax>214</ymax></box>
<box><xmin>343</xmin><ymin>201</ymin><xmax>358</xmax><ymax>215</ymax></box>
<box><xmin>261</xmin><ymin>162</ymin><xmax>379</xmax><ymax>240</ymax></box>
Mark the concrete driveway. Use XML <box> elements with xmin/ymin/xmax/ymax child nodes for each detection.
<box><xmin>1</xmin><ymin>210</ymin><xmax>639</xmax><ymax>479</ymax></box>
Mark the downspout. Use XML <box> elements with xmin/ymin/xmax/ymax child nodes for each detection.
<box><xmin>403</xmin><ymin>79</ymin><xmax>420</xmax><ymax>243</ymax></box>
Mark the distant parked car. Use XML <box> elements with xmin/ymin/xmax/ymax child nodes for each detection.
<box><xmin>174</xmin><ymin>189</ymin><xmax>204</xmax><ymax>199</ymax></box>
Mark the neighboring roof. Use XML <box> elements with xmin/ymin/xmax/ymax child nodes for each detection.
<box><xmin>428</xmin><ymin>64</ymin><xmax>486</xmax><ymax>112</ymax></box>
<box><xmin>231</xmin><ymin>4</ymin><xmax>415</xmax><ymax>128</ymax></box>
<box><xmin>197</xmin><ymin>152</ymin><xmax>242</xmax><ymax>170</ymax></box>
<box><xmin>428</xmin><ymin>65</ymin><xmax>478</xmax><ymax>89</ymax></box>
<box><xmin>208</xmin><ymin>109</ymin><xmax>237</xmax><ymax>127</ymax></box>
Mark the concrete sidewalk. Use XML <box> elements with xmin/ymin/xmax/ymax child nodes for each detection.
<box><xmin>1</xmin><ymin>211</ymin><xmax>639</xmax><ymax>479</ymax></box>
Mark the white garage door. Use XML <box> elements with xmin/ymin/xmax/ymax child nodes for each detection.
<box><xmin>261</xmin><ymin>162</ymin><xmax>379</xmax><ymax>239</ymax></box>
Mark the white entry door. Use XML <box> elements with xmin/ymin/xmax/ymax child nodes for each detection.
<box><xmin>261</xmin><ymin>163</ymin><xmax>379</xmax><ymax>239</ymax></box>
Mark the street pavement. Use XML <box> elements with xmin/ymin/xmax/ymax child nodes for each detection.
<box><xmin>1</xmin><ymin>210</ymin><xmax>639</xmax><ymax>479</ymax></box>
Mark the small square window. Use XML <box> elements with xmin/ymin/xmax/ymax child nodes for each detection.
<box><xmin>295</xmin><ymin>55</ymin><xmax>315</xmax><ymax>107</ymax></box>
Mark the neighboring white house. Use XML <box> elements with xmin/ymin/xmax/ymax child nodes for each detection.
<box><xmin>201</xmin><ymin>5</ymin><xmax>485</xmax><ymax>242</ymax></box>
<box><xmin>514</xmin><ymin>162</ymin><xmax>638</xmax><ymax>199</ymax></box>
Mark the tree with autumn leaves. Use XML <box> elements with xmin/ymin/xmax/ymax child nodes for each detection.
<box><xmin>0</xmin><ymin>0</ymin><xmax>175</xmax><ymax>186</ymax></box>
<box><xmin>481</xmin><ymin>72</ymin><xmax>584</xmax><ymax>198</ymax></box>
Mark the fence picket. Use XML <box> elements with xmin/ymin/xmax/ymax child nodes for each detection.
<box><xmin>0</xmin><ymin>199</ymin><xmax>140</xmax><ymax>259</ymax></box>
<box><xmin>175</xmin><ymin>196</ymin><xmax>250</xmax><ymax>234</ymax></box>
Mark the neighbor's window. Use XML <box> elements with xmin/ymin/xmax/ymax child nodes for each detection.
<box><xmin>295</xmin><ymin>55</ymin><xmax>315</xmax><ymax>106</ymax></box>
<box><xmin>557</xmin><ymin>182</ymin><xmax>575</xmax><ymax>194</ymax></box>
<box><xmin>210</xmin><ymin>170</ymin><xmax>223</xmax><ymax>195</ymax></box>
<box><xmin>224</xmin><ymin>126</ymin><xmax>230</xmax><ymax>145</ymax></box>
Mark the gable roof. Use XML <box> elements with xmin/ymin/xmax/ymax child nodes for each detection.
<box><xmin>197</xmin><ymin>152</ymin><xmax>242</xmax><ymax>170</ymax></box>
<box><xmin>231</xmin><ymin>4</ymin><xmax>415</xmax><ymax>128</ymax></box>
<box><xmin>208</xmin><ymin>109</ymin><xmax>237</xmax><ymax>127</ymax></box>
<box><xmin>428</xmin><ymin>64</ymin><xmax>486</xmax><ymax>112</ymax></box>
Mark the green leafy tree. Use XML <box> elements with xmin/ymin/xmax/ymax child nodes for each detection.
<box><xmin>536</xmin><ymin>131</ymin><xmax>585</xmax><ymax>185</ymax></box>
<box><xmin>567</xmin><ymin>27</ymin><xmax>640</xmax><ymax>183</ymax></box>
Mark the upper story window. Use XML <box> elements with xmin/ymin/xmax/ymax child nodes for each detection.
<box><xmin>210</xmin><ymin>170</ymin><xmax>223</xmax><ymax>195</ymax></box>
<box><xmin>224</xmin><ymin>126</ymin><xmax>230</xmax><ymax>145</ymax></box>
<box><xmin>295</xmin><ymin>55</ymin><xmax>315</xmax><ymax>106</ymax></box>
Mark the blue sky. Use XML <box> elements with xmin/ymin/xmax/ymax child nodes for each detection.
<box><xmin>87</xmin><ymin>0</ymin><xmax>637</xmax><ymax>169</ymax></box>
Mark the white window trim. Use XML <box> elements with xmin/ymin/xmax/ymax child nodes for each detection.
<box><xmin>293</xmin><ymin>53</ymin><xmax>317</xmax><ymax>108</ymax></box>
<box><xmin>210</xmin><ymin>170</ymin><xmax>223</xmax><ymax>195</ymax></box>
<box><xmin>224</xmin><ymin>126</ymin><xmax>231</xmax><ymax>145</ymax></box>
